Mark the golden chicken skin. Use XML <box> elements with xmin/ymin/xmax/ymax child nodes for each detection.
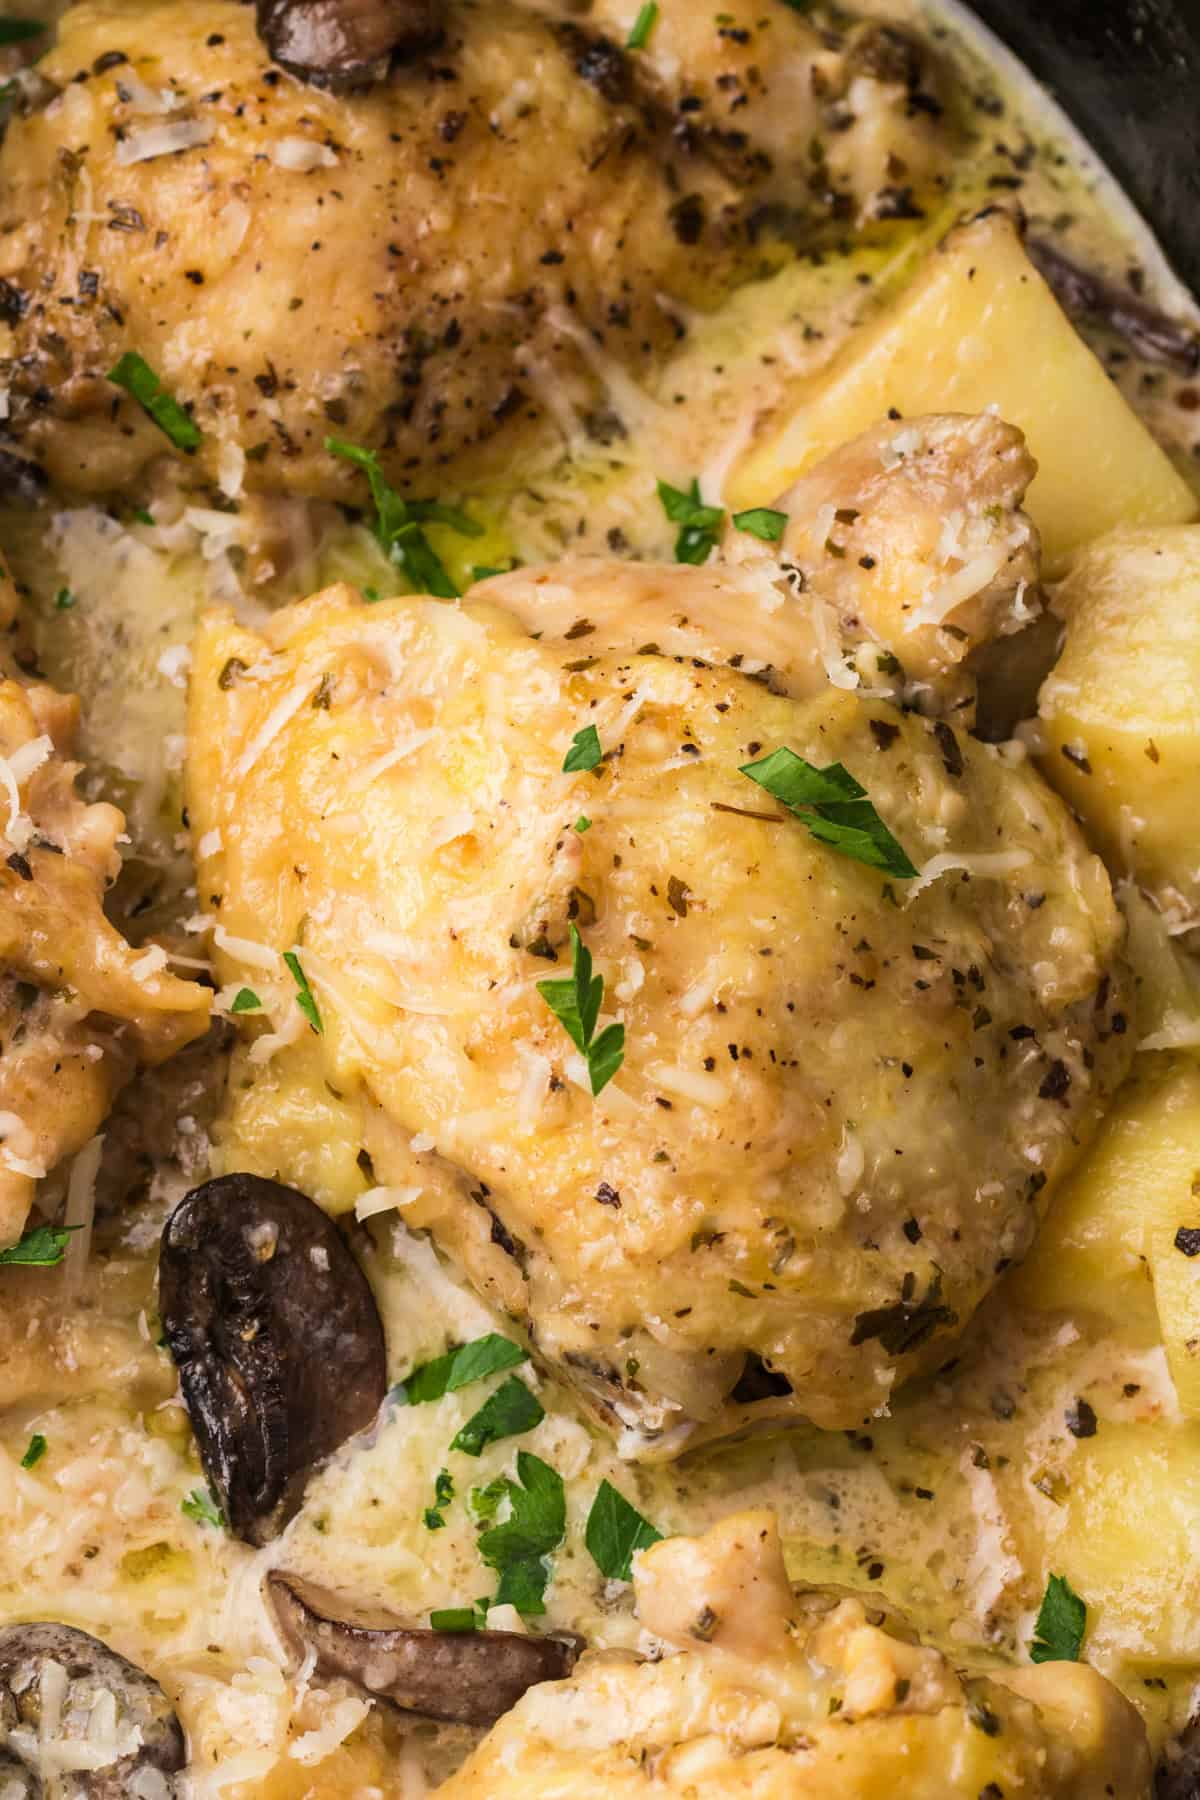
<box><xmin>186</xmin><ymin>421</ymin><xmax>1130</xmax><ymax>1447</ymax></box>
<box><xmin>442</xmin><ymin>1511</ymin><xmax>1152</xmax><ymax>1799</ymax></box>
<box><xmin>0</xmin><ymin>0</ymin><xmax>956</xmax><ymax>503</ymax></box>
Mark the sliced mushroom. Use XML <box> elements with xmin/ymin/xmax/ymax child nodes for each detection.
<box><xmin>0</xmin><ymin>1622</ymin><xmax>185</xmax><ymax>1800</ymax></box>
<box><xmin>159</xmin><ymin>1174</ymin><xmax>388</xmax><ymax>1545</ymax></box>
<box><xmin>0</xmin><ymin>446</ymin><xmax>47</xmax><ymax>508</ymax></box>
<box><xmin>1029</xmin><ymin>238</ymin><xmax>1200</xmax><ymax>375</ymax></box>
<box><xmin>267</xmin><ymin>1572</ymin><xmax>580</xmax><ymax>1726</ymax></box>
<box><xmin>1158</xmin><ymin>1718</ymin><xmax>1200</xmax><ymax>1800</ymax></box>
<box><xmin>256</xmin><ymin>0</ymin><xmax>444</xmax><ymax>87</ymax></box>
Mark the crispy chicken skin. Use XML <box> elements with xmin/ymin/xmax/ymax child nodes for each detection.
<box><xmin>186</xmin><ymin>456</ymin><xmax>1129</xmax><ymax>1445</ymax></box>
<box><xmin>0</xmin><ymin>0</ymin><xmax>955</xmax><ymax>502</ymax></box>
<box><xmin>441</xmin><ymin>1511</ymin><xmax>1152</xmax><ymax>1799</ymax></box>
<box><xmin>0</xmin><ymin>562</ymin><xmax>210</xmax><ymax>1247</ymax></box>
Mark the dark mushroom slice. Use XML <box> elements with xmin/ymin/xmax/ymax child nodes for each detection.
<box><xmin>0</xmin><ymin>1622</ymin><xmax>185</xmax><ymax>1800</ymax></box>
<box><xmin>256</xmin><ymin>0</ymin><xmax>444</xmax><ymax>87</ymax></box>
<box><xmin>1029</xmin><ymin>238</ymin><xmax>1200</xmax><ymax>375</ymax></box>
<box><xmin>267</xmin><ymin>1572</ymin><xmax>580</xmax><ymax>1726</ymax></box>
<box><xmin>0</xmin><ymin>446</ymin><xmax>47</xmax><ymax>509</ymax></box>
<box><xmin>1158</xmin><ymin>1716</ymin><xmax>1200</xmax><ymax>1800</ymax></box>
<box><xmin>159</xmin><ymin>1173</ymin><xmax>388</xmax><ymax>1546</ymax></box>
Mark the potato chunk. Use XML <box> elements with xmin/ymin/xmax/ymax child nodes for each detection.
<box><xmin>730</xmin><ymin>211</ymin><xmax>1195</xmax><ymax>572</ymax></box>
<box><xmin>1039</xmin><ymin>525</ymin><xmax>1200</xmax><ymax>929</ymax></box>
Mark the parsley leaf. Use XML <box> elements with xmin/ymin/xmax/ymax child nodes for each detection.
<box><xmin>562</xmin><ymin>725</ymin><xmax>602</xmax><ymax>774</ymax></box>
<box><xmin>732</xmin><ymin>507</ymin><xmax>788</xmax><ymax>543</ymax></box>
<box><xmin>657</xmin><ymin>478</ymin><xmax>725</xmax><ymax>565</ymax></box>
<box><xmin>181</xmin><ymin>1487</ymin><xmax>225</xmax><ymax>1529</ymax></box>
<box><xmin>230</xmin><ymin>987</ymin><xmax>261</xmax><ymax>1014</ymax></box>
<box><xmin>0</xmin><ymin>1223</ymin><xmax>80</xmax><ymax>1267</ymax></box>
<box><xmin>395</xmin><ymin>1334</ymin><xmax>527</xmax><ymax>1405</ymax></box>
<box><xmin>326</xmin><ymin>436</ymin><xmax>482</xmax><ymax>599</ymax></box>
<box><xmin>536</xmin><ymin>924</ymin><xmax>625</xmax><ymax>1095</ymax></box>
<box><xmin>54</xmin><ymin>587</ymin><xmax>76</xmax><ymax>611</ymax></box>
<box><xmin>108</xmin><ymin>352</ymin><xmax>202</xmax><ymax>453</ymax></box>
<box><xmin>0</xmin><ymin>18</ymin><xmax>46</xmax><ymax>42</ymax></box>
<box><xmin>430</xmin><ymin>1607</ymin><xmax>478</xmax><ymax>1632</ymax></box>
<box><xmin>283</xmin><ymin>951</ymin><xmax>322</xmax><ymax>1034</ymax></box>
<box><xmin>1031</xmin><ymin>1574</ymin><xmax>1087</xmax><ymax>1664</ymax></box>
<box><xmin>585</xmin><ymin>1480</ymin><xmax>662</xmax><ymax>1581</ymax></box>
<box><xmin>740</xmin><ymin>746</ymin><xmax>917</xmax><ymax>879</ymax></box>
<box><xmin>451</xmin><ymin>1375</ymin><xmax>544</xmax><ymax>1458</ymax></box>
<box><xmin>626</xmin><ymin>1</ymin><xmax>658</xmax><ymax>48</ymax></box>
<box><xmin>470</xmin><ymin>1476</ymin><xmax>509</xmax><ymax>1522</ymax></box>
<box><xmin>425</xmin><ymin>1467</ymin><xmax>455</xmax><ymax>1531</ymax></box>
<box><xmin>20</xmin><ymin>1433</ymin><xmax>47</xmax><ymax>1470</ymax></box>
<box><xmin>478</xmin><ymin>1451</ymin><xmax>565</xmax><ymax>1615</ymax></box>
<box><xmin>573</xmin><ymin>815</ymin><xmax>592</xmax><ymax>834</ymax></box>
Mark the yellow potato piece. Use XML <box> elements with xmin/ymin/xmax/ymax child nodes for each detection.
<box><xmin>730</xmin><ymin>211</ymin><xmax>1195</xmax><ymax>572</ymax></box>
<box><xmin>1135</xmin><ymin>1062</ymin><xmax>1200</xmax><ymax>1418</ymax></box>
<box><xmin>1039</xmin><ymin>525</ymin><xmax>1200</xmax><ymax>929</ymax></box>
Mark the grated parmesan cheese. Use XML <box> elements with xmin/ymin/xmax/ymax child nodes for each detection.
<box><xmin>271</xmin><ymin>137</ymin><xmax>338</xmax><ymax>172</ymax></box>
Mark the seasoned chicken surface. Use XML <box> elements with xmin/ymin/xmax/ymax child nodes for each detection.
<box><xmin>0</xmin><ymin>0</ymin><xmax>957</xmax><ymax>503</ymax></box>
<box><xmin>0</xmin><ymin>562</ymin><xmax>209</xmax><ymax>1247</ymax></box>
<box><xmin>187</xmin><ymin>531</ymin><xmax>1129</xmax><ymax>1444</ymax></box>
<box><xmin>442</xmin><ymin>1510</ymin><xmax>1152</xmax><ymax>1798</ymax></box>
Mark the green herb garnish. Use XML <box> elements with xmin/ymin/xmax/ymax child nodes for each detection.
<box><xmin>54</xmin><ymin>587</ymin><xmax>76</xmax><ymax>611</ymax></box>
<box><xmin>283</xmin><ymin>951</ymin><xmax>322</xmax><ymax>1034</ymax></box>
<box><xmin>181</xmin><ymin>1487</ymin><xmax>225</xmax><ymax>1529</ymax></box>
<box><xmin>430</xmin><ymin>1607</ymin><xmax>478</xmax><ymax>1632</ymax></box>
<box><xmin>732</xmin><ymin>506</ymin><xmax>788</xmax><ymax>543</ymax></box>
<box><xmin>573</xmin><ymin>815</ymin><xmax>592</xmax><ymax>834</ymax></box>
<box><xmin>477</xmin><ymin>1450</ymin><xmax>565</xmax><ymax>1615</ymax></box>
<box><xmin>395</xmin><ymin>1334</ymin><xmax>527</xmax><ymax>1405</ymax></box>
<box><xmin>229</xmin><ymin>987</ymin><xmax>261</xmax><ymax>1014</ymax></box>
<box><xmin>657</xmin><ymin>477</ymin><xmax>725</xmax><ymax>565</ymax></box>
<box><xmin>451</xmin><ymin>1375</ymin><xmax>544</xmax><ymax>1458</ymax></box>
<box><xmin>470</xmin><ymin>1476</ymin><xmax>510</xmax><ymax>1522</ymax></box>
<box><xmin>108</xmin><ymin>352</ymin><xmax>202</xmax><ymax>453</ymax></box>
<box><xmin>132</xmin><ymin>506</ymin><xmax>155</xmax><ymax>527</ymax></box>
<box><xmin>0</xmin><ymin>1223</ymin><xmax>80</xmax><ymax>1268</ymax></box>
<box><xmin>1031</xmin><ymin>1574</ymin><xmax>1087</xmax><ymax>1664</ymax></box>
<box><xmin>536</xmin><ymin>924</ymin><xmax>625</xmax><ymax>1096</ymax></box>
<box><xmin>585</xmin><ymin>1480</ymin><xmax>662</xmax><ymax>1581</ymax></box>
<box><xmin>425</xmin><ymin>1467</ymin><xmax>455</xmax><ymax>1531</ymax></box>
<box><xmin>0</xmin><ymin>18</ymin><xmax>46</xmax><ymax>43</ymax></box>
<box><xmin>20</xmin><ymin>1433</ymin><xmax>46</xmax><ymax>1470</ymax></box>
<box><xmin>562</xmin><ymin>725</ymin><xmax>602</xmax><ymax>774</ymax></box>
<box><xmin>740</xmin><ymin>746</ymin><xmax>917</xmax><ymax>879</ymax></box>
<box><xmin>326</xmin><ymin>437</ymin><xmax>482</xmax><ymax>599</ymax></box>
<box><xmin>626</xmin><ymin>1</ymin><xmax>658</xmax><ymax>48</ymax></box>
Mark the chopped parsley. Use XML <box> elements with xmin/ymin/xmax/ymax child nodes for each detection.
<box><xmin>132</xmin><ymin>506</ymin><xmax>155</xmax><ymax>527</ymax></box>
<box><xmin>54</xmin><ymin>587</ymin><xmax>76</xmax><ymax>611</ymax></box>
<box><xmin>229</xmin><ymin>987</ymin><xmax>261</xmax><ymax>1014</ymax></box>
<box><xmin>451</xmin><ymin>1375</ymin><xmax>544</xmax><ymax>1458</ymax></box>
<box><xmin>395</xmin><ymin>1333</ymin><xmax>528</xmax><ymax>1405</ymax></box>
<box><xmin>626</xmin><ymin>1</ymin><xmax>658</xmax><ymax>48</ymax></box>
<box><xmin>326</xmin><ymin>436</ymin><xmax>483</xmax><ymax>599</ymax></box>
<box><xmin>732</xmin><ymin>506</ymin><xmax>788</xmax><ymax>543</ymax></box>
<box><xmin>1030</xmin><ymin>1574</ymin><xmax>1087</xmax><ymax>1664</ymax></box>
<box><xmin>740</xmin><ymin>746</ymin><xmax>918</xmax><ymax>879</ymax></box>
<box><xmin>283</xmin><ymin>951</ymin><xmax>322</xmax><ymax>1034</ymax></box>
<box><xmin>584</xmin><ymin>1480</ymin><xmax>662</xmax><ymax>1581</ymax></box>
<box><xmin>470</xmin><ymin>1476</ymin><xmax>510</xmax><ymax>1522</ymax></box>
<box><xmin>425</xmin><ymin>1467</ymin><xmax>455</xmax><ymax>1531</ymax></box>
<box><xmin>0</xmin><ymin>18</ymin><xmax>46</xmax><ymax>43</ymax></box>
<box><xmin>562</xmin><ymin>725</ymin><xmax>603</xmax><ymax>774</ymax></box>
<box><xmin>850</xmin><ymin>1271</ymin><xmax>957</xmax><ymax>1356</ymax></box>
<box><xmin>20</xmin><ymin>1433</ymin><xmax>46</xmax><ymax>1470</ymax></box>
<box><xmin>536</xmin><ymin>923</ymin><xmax>625</xmax><ymax>1095</ymax></box>
<box><xmin>573</xmin><ymin>815</ymin><xmax>592</xmax><ymax>834</ymax></box>
<box><xmin>108</xmin><ymin>352</ymin><xmax>202</xmax><ymax>453</ymax></box>
<box><xmin>477</xmin><ymin>1450</ymin><xmax>566</xmax><ymax>1615</ymax></box>
<box><xmin>181</xmin><ymin>1487</ymin><xmax>225</xmax><ymax>1530</ymax></box>
<box><xmin>657</xmin><ymin>478</ymin><xmax>725</xmax><ymax>565</ymax></box>
<box><xmin>0</xmin><ymin>1223</ymin><xmax>80</xmax><ymax>1267</ymax></box>
<box><xmin>430</xmin><ymin>1607</ymin><xmax>478</xmax><ymax>1632</ymax></box>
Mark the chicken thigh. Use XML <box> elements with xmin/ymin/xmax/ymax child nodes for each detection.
<box><xmin>187</xmin><ymin>505</ymin><xmax>1129</xmax><ymax>1446</ymax></box>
